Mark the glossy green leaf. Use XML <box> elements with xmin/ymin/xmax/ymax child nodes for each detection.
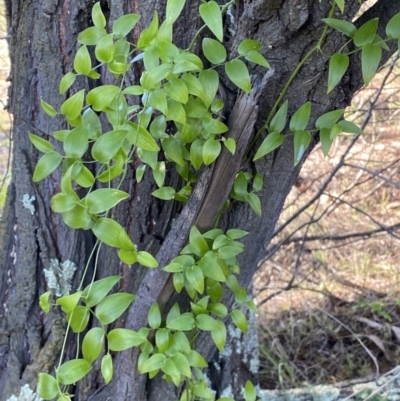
<box><xmin>244</xmin><ymin>381</ymin><xmax>257</xmax><ymax>401</ymax></box>
<box><xmin>199</xmin><ymin>69</ymin><xmax>219</xmax><ymax>107</ymax></box>
<box><xmin>189</xmin><ymin>226</ymin><xmax>209</xmax><ymax>257</ymax></box>
<box><xmin>37</xmin><ymin>373</ymin><xmax>59</xmax><ymax>400</ymax></box>
<box><xmin>64</xmin><ymin>126</ymin><xmax>89</xmax><ymax>158</ymax></box>
<box><xmin>270</xmin><ymin>100</ymin><xmax>288</xmax><ymax>133</ymax></box>
<box><xmin>315</xmin><ymin>109</ymin><xmax>345</xmax><ymax>129</ymax></box>
<box><xmin>92</xmin><ymin>217</ymin><xmax>135</xmax><ymax>250</ymax></box>
<box><xmin>60</xmin><ymin>72</ymin><xmax>76</xmax><ymax>95</ymax></box>
<box><xmin>39</xmin><ymin>291</ymin><xmax>52</xmax><ymax>313</ymax></box>
<box><xmin>354</xmin><ymin>18</ymin><xmax>378</xmax><ymax>47</ymax></box>
<box><xmin>61</xmin><ymin>89</ymin><xmax>85</xmax><ymax>120</ymax></box>
<box><xmin>245</xmin><ymin>192</ymin><xmax>262</xmax><ymax>216</ymax></box>
<box><xmin>198</xmin><ymin>256</ymin><xmax>226</xmax><ymax>282</ymax></box>
<box><xmin>113</xmin><ymin>14</ymin><xmax>141</xmax><ymax>38</ymax></box>
<box><xmin>166</xmin><ymin>0</ymin><xmax>186</xmax><ymax>26</ymax></box>
<box><xmin>78</xmin><ymin>26</ymin><xmax>107</xmax><ymax>45</ymax></box>
<box><xmin>182</xmin><ymin>73</ymin><xmax>205</xmax><ymax>100</ymax></box>
<box><xmin>290</xmin><ymin>102</ymin><xmax>311</xmax><ymax>132</ymax></box>
<box><xmin>252</xmin><ymin>173</ymin><xmax>263</xmax><ymax>192</ymax></box>
<box><xmin>150</xmin><ymin>115</ymin><xmax>167</xmax><ymax>139</ymax></box>
<box><xmin>95</xmin><ymin>34</ymin><xmax>115</xmax><ymax>63</ymax></box>
<box><xmin>162</xmin><ymin>136</ymin><xmax>184</xmax><ymax>165</ymax></box>
<box><xmin>199</xmin><ymin>1</ymin><xmax>223</xmax><ymax>42</ymax></box>
<box><xmin>87</xmin><ymin>85</ymin><xmax>120</xmax><ymax>111</ymax></box>
<box><xmin>196</xmin><ymin>313</ymin><xmax>220</xmax><ymax>331</ymax></box>
<box><xmin>203</xmin><ymin>116</ymin><xmax>228</xmax><ymax>134</ymax></box>
<box><xmin>98</xmin><ymin>155</ymin><xmax>125</xmax><ymax>182</ymax></box>
<box><xmin>95</xmin><ymin>292</ymin><xmax>136</xmax><ymax>325</ymax></box>
<box><xmin>203</xmin><ymin>138</ymin><xmax>221</xmax><ymax>165</ymax></box>
<box><xmin>386</xmin><ymin>12</ymin><xmax>400</xmax><ymax>39</ymax></box>
<box><xmin>86</xmin><ymin>189</ymin><xmax>129</xmax><ymax>214</ymax></box>
<box><xmin>322</xmin><ymin>18</ymin><xmax>356</xmax><ymax>37</ymax></box>
<box><xmin>163</xmin><ymin>262</ymin><xmax>183</xmax><ymax>273</ymax></box>
<box><xmin>165</xmin><ymin>78</ymin><xmax>189</xmax><ymax>104</ymax></box>
<box><xmin>82</xmin><ymin>327</ymin><xmax>105</xmax><ymax>363</ymax></box>
<box><xmin>152</xmin><ymin>186</ymin><xmax>175</xmax><ymax>200</ymax></box>
<box><xmin>68</xmin><ymin>305</ymin><xmax>90</xmax><ymax>333</ymax></box>
<box><xmin>208</xmin><ymin>302</ymin><xmax>228</xmax><ymax>317</ymax></box>
<box><xmin>238</xmin><ymin>39</ymin><xmax>262</xmax><ymax>55</ymax></box>
<box><xmin>101</xmin><ymin>354</ymin><xmax>113</xmax><ymax>385</ymax></box>
<box><xmin>245</xmin><ymin>50</ymin><xmax>270</xmax><ymax>68</ymax></box>
<box><xmin>227</xmin><ymin>229</ymin><xmax>248</xmax><ymax>240</ymax></box>
<box><xmin>125</xmin><ymin>122</ymin><xmax>160</xmax><ymax>152</ymax></box>
<box><xmin>186</xmin><ymin>265</ymin><xmax>204</xmax><ymax>294</ymax></box>
<box><xmin>327</xmin><ymin>53</ymin><xmax>349</xmax><ymax>93</ymax></box>
<box><xmin>137</xmin><ymin>251</ymin><xmax>159</xmax><ymax>268</ymax></box>
<box><xmin>57</xmin><ymin>359</ymin><xmax>92</xmax><ymax>385</ymax></box>
<box><xmin>162</xmin><ymin>358</ymin><xmax>181</xmax><ymax>381</ymax></box>
<box><xmin>62</xmin><ymin>203</ymin><xmax>92</xmax><ymax>229</ymax></box>
<box><xmin>108</xmin><ymin>328</ymin><xmax>147</xmax><ymax>351</ymax></box>
<box><xmin>33</xmin><ymin>152</ymin><xmax>63</xmax><ymax>182</ymax></box>
<box><xmin>92</xmin><ymin>130</ymin><xmax>126</xmax><ymax>163</ymax></box>
<box><xmin>92</xmin><ymin>2</ymin><xmax>106</xmax><ymax>28</ymax></box>
<box><xmin>335</xmin><ymin>0</ymin><xmax>344</xmax><ymax>13</ymax></box>
<box><xmin>190</xmin><ymin>139</ymin><xmax>203</xmax><ymax>170</ymax></box>
<box><xmin>83</xmin><ymin>276</ymin><xmax>121</xmax><ymax>308</ymax></box>
<box><xmin>74</xmin><ymin>45</ymin><xmax>91</xmax><ymax>75</ymax></box>
<box><xmin>211</xmin><ymin>320</ymin><xmax>226</xmax><ymax>351</ymax></box>
<box><xmin>253</xmin><ymin>131</ymin><xmax>284</xmax><ymax>161</ymax></box>
<box><xmin>143</xmin><ymin>45</ymin><xmax>159</xmax><ymax>71</ymax></box>
<box><xmin>224</xmin><ymin>138</ymin><xmax>236</xmax><ymax>155</ymax></box>
<box><xmin>166</xmin><ymin>303</ymin><xmax>181</xmax><ymax>326</ymax></box>
<box><xmin>225</xmin><ymin>59</ymin><xmax>251</xmax><ymax>93</ymax></box>
<box><xmin>173</xmin><ymin>272</ymin><xmax>184</xmax><ymax>293</ymax></box>
<box><xmin>320</xmin><ymin>128</ymin><xmax>333</xmax><ymax>156</ymax></box>
<box><xmin>75</xmin><ymin>165</ymin><xmax>95</xmax><ymax>188</ymax></box>
<box><xmin>41</xmin><ymin>99</ymin><xmax>57</xmax><ymax>117</ymax></box>
<box><xmin>155</xmin><ymin>328</ymin><xmax>170</xmax><ymax>353</ymax></box>
<box><xmin>82</xmin><ymin>107</ymin><xmax>102</xmax><ymax>139</ymax></box>
<box><xmin>234</xmin><ymin>172</ymin><xmax>248</xmax><ymax>196</ymax></box>
<box><xmin>55</xmin><ymin>291</ymin><xmax>82</xmax><ymax>314</ymax></box>
<box><xmin>362</xmin><ymin>43</ymin><xmax>381</xmax><ymax>86</ymax></box>
<box><xmin>171</xmin><ymin>352</ymin><xmax>191</xmax><ymax>378</ymax></box>
<box><xmin>166</xmin><ymin>98</ymin><xmax>186</xmax><ymax>125</ymax></box>
<box><xmin>338</xmin><ymin>120</ymin><xmax>363</xmax><ymax>134</ymax></box>
<box><xmin>29</xmin><ymin>133</ymin><xmax>53</xmax><ymax>153</ymax></box>
<box><xmin>186</xmin><ymin>350</ymin><xmax>208</xmax><ymax>367</ymax></box>
<box><xmin>202</xmin><ymin>38</ymin><xmax>226</xmax><ymax>64</ymax></box>
<box><xmin>137</xmin><ymin>12</ymin><xmax>159</xmax><ymax>49</ymax></box>
<box><xmin>148</xmin><ymin>302</ymin><xmax>161</xmax><ymax>329</ymax></box>
<box><xmin>140</xmin><ymin>353</ymin><xmax>166</xmax><ymax>373</ymax></box>
<box><xmin>167</xmin><ymin>313</ymin><xmax>195</xmax><ymax>331</ymax></box>
<box><xmin>148</xmin><ymin>88</ymin><xmax>168</xmax><ymax>115</ymax></box>
<box><xmin>231</xmin><ymin>309</ymin><xmax>248</xmax><ymax>332</ymax></box>
<box><xmin>118</xmin><ymin>249</ymin><xmax>137</xmax><ymax>265</ymax></box>
<box><xmin>293</xmin><ymin>130</ymin><xmax>311</xmax><ymax>165</ymax></box>
<box><xmin>123</xmin><ymin>85</ymin><xmax>145</xmax><ymax>96</ymax></box>
<box><xmin>152</xmin><ymin>161</ymin><xmax>166</xmax><ymax>188</ymax></box>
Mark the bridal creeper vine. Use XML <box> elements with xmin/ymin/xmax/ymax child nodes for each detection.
<box><xmin>29</xmin><ymin>0</ymin><xmax>400</xmax><ymax>400</ymax></box>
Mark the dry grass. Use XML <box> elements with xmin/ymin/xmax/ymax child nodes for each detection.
<box><xmin>255</xmin><ymin>57</ymin><xmax>400</xmax><ymax>391</ymax></box>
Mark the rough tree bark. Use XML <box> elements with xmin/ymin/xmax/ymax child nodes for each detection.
<box><xmin>1</xmin><ymin>0</ymin><xmax>399</xmax><ymax>400</ymax></box>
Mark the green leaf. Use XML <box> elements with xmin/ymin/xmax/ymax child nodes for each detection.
<box><xmin>238</xmin><ymin>39</ymin><xmax>262</xmax><ymax>55</ymax></box>
<box><xmin>163</xmin><ymin>262</ymin><xmax>183</xmax><ymax>273</ymax></box>
<box><xmin>41</xmin><ymin>99</ymin><xmax>58</xmax><ymax>117</ymax></box>
<box><xmin>244</xmin><ymin>380</ymin><xmax>257</xmax><ymax>401</ymax></box>
<box><xmin>101</xmin><ymin>354</ymin><xmax>113</xmax><ymax>385</ymax></box>
<box><xmin>37</xmin><ymin>373</ymin><xmax>59</xmax><ymax>400</ymax></box>
<box><xmin>173</xmin><ymin>331</ymin><xmax>191</xmax><ymax>353</ymax></box>
<box><xmin>82</xmin><ymin>327</ymin><xmax>105</xmax><ymax>363</ymax></box>
<box><xmin>86</xmin><ymin>189</ymin><xmax>129</xmax><ymax>214</ymax></box>
<box><xmin>68</xmin><ymin>305</ymin><xmax>90</xmax><ymax>333</ymax></box>
<box><xmin>166</xmin><ymin>98</ymin><xmax>186</xmax><ymax>125</ymax></box>
<box><xmin>320</xmin><ymin>128</ymin><xmax>333</xmax><ymax>156</ymax></box>
<box><xmin>137</xmin><ymin>251</ymin><xmax>159</xmax><ymax>268</ymax></box>
<box><xmin>39</xmin><ymin>291</ymin><xmax>52</xmax><ymax>313</ymax></box>
<box><xmin>335</xmin><ymin>0</ymin><xmax>344</xmax><ymax>13</ymax></box>
<box><xmin>33</xmin><ymin>152</ymin><xmax>63</xmax><ymax>182</ymax></box>
<box><xmin>293</xmin><ymin>130</ymin><xmax>311</xmax><ymax>165</ymax></box>
<box><xmin>354</xmin><ymin>18</ymin><xmax>378</xmax><ymax>47</ymax></box>
<box><xmin>227</xmin><ymin>229</ymin><xmax>248</xmax><ymax>239</ymax></box>
<box><xmin>186</xmin><ymin>350</ymin><xmax>208</xmax><ymax>367</ymax></box>
<box><xmin>155</xmin><ymin>328</ymin><xmax>170</xmax><ymax>353</ymax></box>
<box><xmin>190</xmin><ymin>139</ymin><xmax>203</xmax><ymax>170</ymax></box>
<box><xmin>165</xmin><ymin>78</ymin><xmax>189</xmax><ymax>104</ymax></box>
<box><xmin>161</xmin><ymin>358</ymin><xmax>181</xmax><ymax>381</ymax></box>
<box><xmin>60</xmin><ymin>72</ymin><xmax>76</xmax><ymax>94</ymax></box>
<box><xmin>166</xmin><ymin>0</ymin><xmax>186</xmax><ymax>26</ymax></box>
<box><xmin>113</xmin><ymin>14</ymin><xmax>141</xmax><ymax>38</ymax></box>
<box><xmin>82</xmin><ymin>276</ymin><xmax>121</xmax><ymax>307</ymax></box>
<box><xmin>225</xmin><ymin>59</ymin><xmax>251</xmax><ymax>93</ymax></box>
<box><xmin>245</xmin><ymin>192</ymin><xmax>262</xmax><ymax>216</ymax></box>
<box><xmin>91</xmin><ymin>130</ymin><xmax>126</xmax><ymax>163</ymax></box>
<box><xmin>252</xmin><ymin>173</ymin><xmax>263</xmax><ymax>192</ymax></box>
<box><xmin>386</xmin><ymin>12</ymin><xmax>400</xmax><ymax>39</ymax></box>
<box><xmin>208</xmin><ymin>302</ymin><xmax>228</xmax><ymax>317</ymax></box>
<box><xmin>125</xmin><ymin>122</ymin><xmax>160</xmax><ymax>152</ymax></box>
<box><xmin>92</xmin><ymin>218</ymin><xmax>135</xmax><ymax>250</ymax></box>
<box><xmin>338</xmin><ymin>120</ymin><xmax>363</xmax><ymax>134</ymax></box>
<box><xmin>95</xmin><ymin>293</ymin><xmax>136</xmax><ymax>325</ymax></box>
<box><xmin>162</xmin><ymin>136</ymin><xmax>184</xmax><ymax>166</ymax></box>
<box><xmin>203</xmin><ymin>116</ymin><xmax>228</xmax><ymax>134</ymax></box>
<box><xmin>245</xmin><ymin>50</ymin><xmax>270</xmax><ymax>68</ymax></box>
<box><xmin>62</xmin><ymin>203</ymin><xmax>92</xmax><ymax>229</ymax></box>
<box><xmin>137</xmin><ymin>12</ymin><xmax>159</xmax><ymax>49</ymax></box>
<box><xmin>118</xmin><ymin>249</ymin><xmax>137</xmax><ymax>265</ymax></box>
<box><xmin>231</xmin><ymin>309</ymin><xmax>248</xmax><ymax>332</ymax></box>
<box><xmin>171</xmin><ymin>352</ymin><xmax>192</xmax><ymax>378</ymax></box>
<box><xmin>140</xmin><ymin>353</ymin><xmax>166</xmax><ymax>373</ymax></box>
<box><xmin>148</xmin><ymin>302</ymin><xmax>162</xmax><ymax>329</ymax></box>
<box><xmin>148</xmin><ymin>88</ymin><xmax>168</xmax><ymax>115</ymax></box>
<box><xmin>167</xmin><ymin>313</ymin><xmax>195</xmax><ymax>331</ymax></box>
<box><xmin>29</xmin><ymin>133</ymin><xmax>53</xmax><ymax>153</ymax></box>
<box><xmin>186</xmin><ymin>265</ymin><xmax>204</xmax><ymax>294</ymax></box>
<box><xmin>234</xmin><ymin>172</ymin><xmax>248</xmax><ymax>196</ymax></box>
<box><xmin>211</xmin><ymin>320</ymin><xmax>226</xmax><ymax>351</ymax></box>
<box><xmin>199</xmin><ymin>69</ymin><xmax>219</xmax><ymax>107</ymax></box>
<box><xmin>152</xmin><ymin>186</ymin><xmax>175</xmax><ymax>200</ymax></box>
<box><xmin>92</xmin><ymin>2</ymin><xmax>106</xmax><ymax>28</ymax></box>
<box><xmin>173</xmin><ymin>272</ymin><xmax>184</xmax><ymax>293</ymax></box>
<box><xmin>362</xmin><ymin>43</ymin><xmax>381</xmax><ymax>86</ymax></box>
<box><xmin>74</xmin><ymin>45</ymin><xmax>91</xmax><ymax>75</ymax></box>
<box><xmin>315</xmin><ymin>109</ymin><xmax>345</xmax><ymax>129</ymax></box>
<box><xmin>108</xmin><ymin>328</ymin><xmax>147</xmax><ymax>351</ymax></box>
<box><xmin>150</xmin><ymin>115</ymin><xmax>167</xmax><ymax>139</ymax></box>
<box><xmin>61</xmin><ymin>89</ymin><xmax>85</xmax><ymax>120</ymax></box>
<box><xmin>322</xmin><ymin>18</ymin><xmax>356</xmax><ymax>37</ymax></box>
<box><xmin>153</xmin><ymin>161</ymin><xmax>166</xmax><ymax>187</ymax></box>
<box><xmin>203</xmin><ymin>138</ymin><xmax>221</xmax><ymax>165</ymax></box>
<box><xmin>64</xmin><ymin>126</ymin><xmax>89</xmax><ymax>158</ymax></box>
<box><xmin>189</xmin><ymin>226</ymin><xmax>209</xmax><ymax>257</ymax></box>
<box><xmin>327</xmin><ymin>53</ymin><xmax>349</xmax><ymax>93</ymax></box>
<box><xmin>224</xmin><ymin>138</ymin><xmax>236</xmax><ymax>155</ymax></box>
<box><xmin>95</xmin><ymin>34</ymin><xmax>115</xmax><ymax>63</ymax></box>
<box><xmin>202</xmin><ymin>38</ymin><xmax>226</xmax><ymax>64</ymax></box>
<box><xmin>270</xmin><ymin>100</ymin><xmax>288</xmax><ymax>133</ymax></box>
<box><xmin>253</xmin><ymin>131</ymin><xmax>284</xmax><ymax>161</ymax></box>
<box><xmin>57</xmin><ymin>291</ymin><xmax>83</xmax><ymax>314</ymax></box>
<box><xmin>78</xmin><ymin>26</ymin><xmax>107</xmax><ymax>45</ymax></box>
<box><xmin>57</xmin><ymin>359</ymin><xmax>92</xmax><ymax>385</ymax></box>
<box><xmin>182</xmin><ymin>73</ymin><xmax>205</xmax><ymax>100</ymax></box>
<box><xmin>87</xmin><ymin>85</ymin><xmax>120</xmax><ymax>111</ymax></box>
<box><xmin>196</xmin><ymin>313</ymin><xmax>220</xmax><ymax>331</ymax></box>
<box><xmin>83</xmin><ymin>107</ymin><xmax>102</xmax><ymax>139</ymax></box>
<box><xmin>199</xmin><ymin>1</ymin><xmax>223</xmax><ymax>42</ymax></box>
<box><xmin>290</xmin><ymin>102</ymin><xmax>311</xmax><ymax>132</ymax></box>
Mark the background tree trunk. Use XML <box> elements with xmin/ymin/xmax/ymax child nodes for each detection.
<box><xmin>1</xmin><ymin>0</ymin><xmax>399</xmax><ymax>400</ymax></box>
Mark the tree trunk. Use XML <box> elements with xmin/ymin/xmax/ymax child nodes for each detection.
<box><xmin>1</xmin><ymin>0</ymin><xmax>399</xmax><ymax>400</ymax></box>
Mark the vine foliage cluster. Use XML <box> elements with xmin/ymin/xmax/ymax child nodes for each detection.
<box><xmin>27</xmin><ymin>0</ymin><xmax>400</xmax><ymax>400</ymax></box>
